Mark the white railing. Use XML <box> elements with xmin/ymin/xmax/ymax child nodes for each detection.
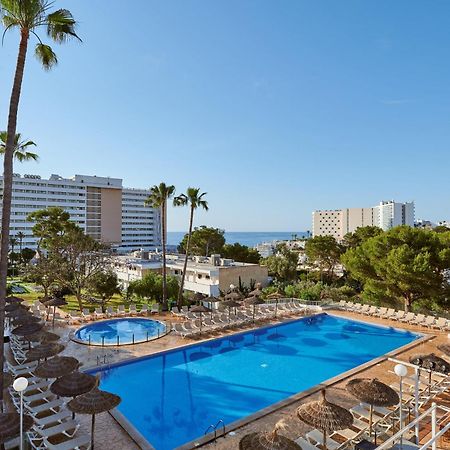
<box><xmin>375</xmin><ymin>402</ymin><xmax>450</xmax><ymax>450</ymax></box>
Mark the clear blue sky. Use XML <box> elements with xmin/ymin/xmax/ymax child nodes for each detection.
<box><xmin>1</xmin><ymin>1</ymin><xmax>449</xmax><ymax>231</ymax></box>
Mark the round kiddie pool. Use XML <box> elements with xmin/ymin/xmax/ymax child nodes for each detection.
<box><xmin>72</xmin><ymin>318</ymin><xmax>167</xmax><ymax>346</ymax></box>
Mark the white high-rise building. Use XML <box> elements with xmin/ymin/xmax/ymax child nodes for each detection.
<box><xmin>312</xmin><ymin>200</ymin><xmax>415</xmax><ymax>240</ymax></box>
<box><xmin>0</xmin><ymin>173</ymin><xmax>161</xmax><ymax>252</ymax></box>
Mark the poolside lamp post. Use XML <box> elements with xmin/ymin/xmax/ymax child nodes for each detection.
<box><xmin>13</xmin><ymin>377</ymin><xmax>28</xmax><ymax>450</ymax></box>
<box><xmin>394</xmin><ymin>363</ymin><xmax>408</xmax><ymax>447</ymax></box>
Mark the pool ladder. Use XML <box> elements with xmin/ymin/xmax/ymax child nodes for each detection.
<box><xmin>204</xmin><ymin>419</ymin><xmax>225</xmax><ymax>441</ymax></box>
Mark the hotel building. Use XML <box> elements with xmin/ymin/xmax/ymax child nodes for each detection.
<box><xmin>112</xmin><ymin>253</ymin><xmax>269</xmax><ymax>296</ymax></box>
<box><xmin>312</xmin><ymin>200</ymin><xmax>415</xmax><ymax>240</ymax></box>
<box><xmin>0</xmin><ymin>173</ymin><xmax>161</xmax><ymax>252</ymax></box>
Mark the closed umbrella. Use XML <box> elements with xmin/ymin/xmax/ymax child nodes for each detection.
<box><xmin>297</xmin><ymin>390</ymin><xmax>353</xmax><ymax>449</ymax></box>
<box><xmin>11</xmin><ymin>322</ymin><xmax>44</xmax><ymax>337</ymax></box>
<box><xmin>68</xmin><ymin>382</ymin><xmax>121</xmax><ymax>449</ymax></box>
<box><xmin>0</xmin><ymin>412</ymin><xmax>33</xmax><ymax>444</ymax></box>
<box><xmin>35</xmin><ymin>356</ymin><xmax>80</xmax><ymax>379</ymax></box>
<box><xmin>43</xmin><ymin>297</ymin><xmax>68</xmax><ymax>328</ymax></box>
<box><xmin>244</xmin><ymin>296</ymin><xmax>265</xmax><ymax>322</ymax></box>
<box><xmin>26</xmin><ymin>343</ymin><xmax>65</xmax><ymax>362</ymax></box>
<box><xmin>410</xmin><ymin>353</ymin><xmax>450</xmax><ymax>394</ymax></box>
<box><xmin>190</xmin><ymin>305</ymin><xmax>211</xmax><ymax>334</ymax></box>
<box><xmin>347</xmin><ymin>378</ymin><xmax>398</xmax><ymax>435</ymax></box>
<box><xmin>240</xmin><ymin>421</ymin><xmax>301</xmax><ymax>450</ymax></box>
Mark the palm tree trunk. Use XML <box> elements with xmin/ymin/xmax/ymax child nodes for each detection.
<box><xmin>0</xmin><ymin>30</ymin><xmax>29</xmax><ymax>411</ymax></box>
<box><xmin>161</xmin><ymin>203</ymin><xmax>168</xmax><ymax>310</ymax></box>
<box><xmin>177</xmin><ymin>205</ymin><xmax>194</xmax><ymax>308</ymax></box>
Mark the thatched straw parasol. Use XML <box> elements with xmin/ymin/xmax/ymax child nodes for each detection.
<box><xmin>190</xmin><ymin>304</ymin><xmax>211</xmax><ymax>334</ymax></box>
<box><xmin>11</xmin><ymin>322</ymin><xmax>44</xmax><ymax>337</ymax></box>
<box><xmin>239</xmin><ymin>421</ymin><xmax>301</xmax><ymax>450</ymax></box>
<box><xmin>23</xmin><ymin>331</ymin><xmax>60</xmax><ymax>344</ymax></box>
<box><xmin>0</xmin><ymin>412</ymin><xmax>33</xmax><ymax>443</ymax></box>
<box><xmin>347</xmin><ymin>378</ymin><xmax>398</xmax><ymax>435</ymax></box>
<box><xmin>67</xmin><ymin>379</ymin><xmax>121</xmax><ymax>449</ymax></box>
<box><xmin>222</xmin><ymin>299</ymin><xmax>241</xmax><ymax>322</ymax></box>
<box><xmin>12</xmin><ymin>315</ymin><xmax>41</xmax><ymax>327</ymax></box>
<box><xmin>248</xmin><ymin>284</ymin><xmax>263</xmax><ymax>298</ymax></box>
<box><xmin>50</xmin><ymin>371</ymin><xmax>96</xmax><ymax>398</ymax></box>
<box><xmin>5</xmin><ymin>303</ymin><xmax>28</xmax><ymax>313</ymax></box>
<box><xmin>5</xmin><ymin>296</ymin><xmax>24</xmax><ymax>304</ymax></box>
<box><xmin>225</xmin><ymin>291</ymin><xmax>243</xmax><ymax>301</ymax></box>
<box><xmin>244</xmin><ymin>296</ymin><xmax>265</xmax><ymax>322</ymax></box>
<box><xmin>35</xmin><ymin>356</ymin><xmax>80</xmax><ymax>379</ymax></box>
<box><xmin>26</xmin><ymin>343</ymin><xmax>65</xmax><ymax>362</ymax></box>
<box><xmin>191</xmin><ymin>292</ymin><xmax>206</xmax><ymax>303</ymax></box>
<box><xmin>43</xmin><ymin>297</ymin><xmax>68</xmax><ymax>328</ymax></box>
<box><xmin>438</xmin><ymin>344</ymin><xmax>450</xmax><ymax>357</ymax></box>
<box><xmin>297</xmin><ymin>390</ymin><xmax>353</xmax><ymax>448</ymax></box>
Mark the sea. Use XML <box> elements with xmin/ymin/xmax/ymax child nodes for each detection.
<box><xmin>167</xmin><ymin>231</ymin><xmax>308</xmax><ymax>248</ymax></box>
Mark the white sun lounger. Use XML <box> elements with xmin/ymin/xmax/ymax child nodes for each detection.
<box><xmin>433</xmin><ymin>317</ymin><xmax>449</xmax><ymax>331</ymax></box>
<box><xmin>424</xmin><ymin>315</ymin><xmax>435</xmax><ymax>328</ymax></box>
<box><xmin>26</xmin><ymin>398</ymin><xmax>65</xmax><ymax>416</ymax></box>
<box><xmin>33</xmin><ymin>409</ymin><xmax>72</xmax><ymax>428</ymax></box>
<box><xmin>139</xmin><ymin>304</ymin><xmax>149</xmax><ymax>316</ymax></box>
<box><xmin>105</xmin><ymin>306</ymin><xmax>116</xmax><ymax>318</ymax></box>
<box><xmin>295</xmin><ymin>437</ymin><xmax>320</xmax><ymax>450</ymax></box>
<box><xmin>32</xmin><ymin>419</ymin><xmax>79</xmax><ymax>439</ymax></box>
<box><xmin>42</xmin><ymin>434</ymin><xmax>91</xmax><ymax>450</ymax></box>
<box><xmin>150</xmin><ymin>304</ymin><xmax>159</xmax><ymax>314</ymax></box>
<box><xmin>306</xmin><ymin>429</ymin><xmax>340</xmax><ymax>450</ymax></box>
<box><xmin>81</xmin><ymin>309</ymin><xmax>92</xmax><ymax>322</ymax></box>
<box><xmin>93</xmin><ymin>308</ymin><xmax>105</xmax><ymax>320</ymax></box>
<box><xmin>116</xmin><ymin>305</ymin><xmax>126</xmax><ymax>317</ymax></box>
<box><xmin>129</xmin><ymin>304</ymin><xmax>138</xmax><ymax>316</ymax></box>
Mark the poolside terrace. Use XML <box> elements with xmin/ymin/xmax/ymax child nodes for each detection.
<box><xmin>5</xmin><ymin>299</ymin><xmax>450</xmax><ymax>450</ymax></box>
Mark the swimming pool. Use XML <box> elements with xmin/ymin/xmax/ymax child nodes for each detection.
<box><xmin>74</xmin><ymin>318</ymin><xmax>167</xmax><ymax>346</ymax></box>
<box><xmin>92</xmin><ymin>314</ymin><xmax>419</xmax><ymax>449</ymax></box>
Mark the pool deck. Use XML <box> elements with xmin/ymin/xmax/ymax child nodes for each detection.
<box><xmin>8</xmin><ymin>308</ymin><xmax>450</xmax><ymax>450</ymax></box>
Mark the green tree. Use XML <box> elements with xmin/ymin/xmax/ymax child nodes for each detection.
<box><xmin>179</xmin><ymin>226</ymin><xmax>225</xmax><ymax>256</ymax></box>
<box><xmin>9</xmin><ymin>236</ymin><xmax>18</xmax><ymax>277</ymax></box>
<box><xmin>173</xmin><ymin>188</ymin><xmax>208</xmax><ymax>308</ymax></box>
<box><xmin>88</xmin><ymin>270</ymin><xmax>121</xmax><ymax>312</ymax></box>
<box><xmin>0</xmin><ymin>131</ymin><xmax>38</xmax><ymax>162</ymax></box>
<box><xmin>221</xmin><ymin>243</ymin><xmax>260</xmax><ymax>264</ymax></box>
<box><xmin>305</xmin><ymin>235</ymin><xmax>343</xmax><ymax>280</ymax></box>
<box><xmin>52</xmin><ymin>227</ymin><xmax>108</xmax><ymax>311</ymax></box>
<box><xmin>145</xmin><ymin>183</ymin><xmax>175</xmax><ymax>311</ymax></box>
<box><xmin>21</xmin><ymin>247</ymin><xmax>35</xmax><ymax>264</ymax></box>
<box><xmin>16</xmin><ymin>231</ymin><xmax>25</xmax><ymax>266</ymax></box>
<box><xmin>261</xmin><ymin>246</ymin><xmax>298</xmax><ymax>282</ymax></box>
<box><xmin>342</xmin><ymin>226</ymin><xmax>450</xmax><ymax>312</ymax></box>
<box><xmin>128</xmin><ymin>272</ymin><xmax>179</xmax><ymax>303</ymax></box>
<box><xmin>28</xmin><ymin>207</ymin><xmax>77</xmax><ymax>253</ymax></box>
<box><xmin>0</xmin><ymin>1</ymin><xmax>80</xmax><ymax>405</ymax></box>
<box><xmin>25</xmin><ymin>256</ymin><xmax>58</xmax><ymax>299</ymax></box>
<box><xmin>342</xmin><ymin>226</ymin><xmax>383</xmax><ymax>249</ymax></box>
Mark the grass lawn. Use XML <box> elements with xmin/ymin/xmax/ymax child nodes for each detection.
<box><xmin>8</xmin><ymin>278</ymin><xmax>159</xmax><ymax>312</ymax></box>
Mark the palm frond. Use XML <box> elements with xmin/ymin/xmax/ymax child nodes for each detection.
<box><xmin>46</xmin><ymin>8</ymin><xmax>81</xmax><ymax>43</ymax></box>
<box><xmin>35</xmin><ymin>42</ymin><xmax>57</xmax><ymax>70</ymax></box>
<box><xmin>14</xmin><ymin>150</ymin><xmax>39</xmax><ymax>162</ymax></box>
<box><xmin>173</xmin><ymin>194</ymin><xmax>188</xmax><ymax>207</ymax></box>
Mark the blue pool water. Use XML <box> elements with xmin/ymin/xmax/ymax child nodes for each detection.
<box><xmin>92</xmin><ymin>314</ymin><xmax>419</xmax><ymax>449</ymax></box>
<box><xmin>75</xmin><ymin>318</ymin><xmax>166</xmax><ymax>345</ymax></box>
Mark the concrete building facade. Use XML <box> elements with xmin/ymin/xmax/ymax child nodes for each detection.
<box><xmin>312</xmin><ymin>200</ymin><xmax>415</xmax><ymax>240</ymax></box>
<box><xmin>0</xmin><ymin>173</ymin><xmax>161</xmax><ymax>252</ymax></box>
<box><xmin>112</xmin><ymin>253</ymin><xmax>269</xmax><ymax>296</ymax></box>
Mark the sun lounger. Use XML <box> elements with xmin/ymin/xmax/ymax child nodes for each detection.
<box><xmin>129</xmin><ymin>304</ymin><xmax>138</xmax><ymax>316</ymax></box>
<box><xmin>424</xmin><ymin>315</ymin><xmax>435</xmax><ymax>328</ymax></box>
<box><xmin>409</xmin><ymin>313</ymin><xmax>425</xmax><ymax>326</ymax></box>
<box><xmin>380</xmin><ymin>308</ymin><xmax>396</xmax><ymax>320</ymax></box>
<box><xmin>67</xmin><ymin>312</ymin><xmax>82</xmax><ymax>325</ymax></box>
<box><xmin>93</xmin><ymin>308</ymin><xmax>105</xmax><ymax>320</ymax></box>
<box><xmin>393</xmin><ymin>310</ymin><xmax>405</xmax><ymax>321</ymax></box>
<box><xmin>81</xmin><ymin>309</ymin><xmax>92</xmax><ymax>322</ymax></box>
<box><xmin>306</xmin><ymin>429</ymin><xmax>340</xmax><ymax>450</ymax></box>
<box><xmin>26</xmin><ymin>398</ymin><xmax>65</xmax><ymax>416</ymax></box>
<box><xmin>365</xmin><ymin>306</ymin><xmax>378</xmax><ymax>316</ymax></box>
<box><xmin>105</xmin><ymin>306</ymin><xmax>115</xmax><ymax>318</ymax></box>
<box><xmin>433</xmin><ymin>317</ymin><xmax>449</xmax><ymax>331</ymax></box>
<box><xmin>359</xmin><ymin>305</ymin><xmax>370</xmax><ymax>314</ymax></box>
<box><xmin>139</xmin><ymin>304</ymin><xmax>149</xmax><ymax>316</ymax></box>
<box><xmin>33</xmin><ymin>409</ymin><xmax>72</xmax><ymax>428</ymax></box>
<box><xmin>116</xmin><ymin>305</ymin><xmax>126</xmax><ymax>317</ymax></box>
<box><xmin>374</xmin><ymin>307</ymin><xmax>387</xmax><ymax>317</ymax></box>
<box><xmin>295</xmin><ymin>437</ymin><xmax>321</xmax><ymax>450</ymax></box>
<box><xmin>400</xmin><ymin>312</ymin><xmax>415</xmax><ymax>323</ymax></box>
<box><xmin>32</xmin><ymin>419</ymin><xmax>79</xmax><ymax>439</ymax></box>
<box><xmin>42</xmin><ymin>434</ymin><xmax>91</xmax><ymax>450</ymax></box>
<box><xmin>171</xmin><ymin>306</ymin><xmax>182</xmax><ymax>316</ymax></box>
<box><xmin>150</xmin><ymin>304</ymin><xmax>159</xmax><ymax>314</ymax></box>
<box><xmin>7</xmin><ymin>360</ymin><xmax>38</xmax><ymax>376</ymax></box>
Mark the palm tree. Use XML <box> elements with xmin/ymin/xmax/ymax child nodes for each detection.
<box><xmin>0</xmin><ymin>131</ymin><xmax>38</xmax><ymax>162</ymax></box>
<box><xmin>0</xmin><ymin>0</ymin><xmax>80</xmax><ymax>409</ymax></box>
<box><xmin>17</xmin><ymin>231</ymin><xmax>25</xmax><ymax>266</ymax></box>
<box><xmin>174</xmin><ymin>188</ymin><xmax>208</xmax><ymax>308</ymax></box>
<box><xmin>9</xmin><ymin>236</ymin><xmax>18</xmax><ymax>277</ymax></box>
<box><xmin>145</xmin><ymin>183</ymin><xmax>176</xmax><ymax>311</ymax></box>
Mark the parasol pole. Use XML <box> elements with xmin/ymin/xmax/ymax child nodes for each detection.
<box><xmin>91</xmin><ymin>413</ymin><xmax>95</xmax><ymax>449</ymax></box>
<box><xmin>369</xmin><ymin>403</ymin><xmax>373</xmax><ymax>436</ymax></box>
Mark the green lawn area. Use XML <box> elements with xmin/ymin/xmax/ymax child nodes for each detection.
<box><xmin>7</xmin><ymin>278</ymin><xmax>156</xmax><ymax>312</ymax></box>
